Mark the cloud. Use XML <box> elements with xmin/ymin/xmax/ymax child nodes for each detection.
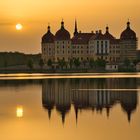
<box><xmin>0</xmin><ymin>22</ymin><xmax>13</xmax><ymax>26</ymax></box>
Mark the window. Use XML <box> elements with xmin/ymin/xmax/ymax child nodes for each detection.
<box><xmin>105</xmin><ymin>41</ymin><xmax>108</xmax><ymax>48</ymax></box>
<box><xmin>97</xmin><ymin>41</ymin><xmax>99</xmax><ymax>48</ymax></box>
<box><xmin>97</xmin><ymin>49</ymin><xmax>99</xmax><ymax>54</ymax></box>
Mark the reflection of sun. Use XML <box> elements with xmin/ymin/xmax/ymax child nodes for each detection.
<box><xmin>16</xmin><ymin>23</ymin><xmax>23</xmax><ymax>30</ymax></box>
<box><xmin>16</xmin><ymin>106</ymin><xmax>23</xmax><ymax>118</ymax></box>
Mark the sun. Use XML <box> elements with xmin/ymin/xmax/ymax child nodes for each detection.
<box><xmin>16</xmin><ymin>23</ymin><xmax>23</xmax><ymax>30</ymax></box>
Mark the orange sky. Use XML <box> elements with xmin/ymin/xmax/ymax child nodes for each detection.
<box><xmin>0</xmin><ymin>0</ymin><xmax>140</xmax><ymax>54</ymax></box>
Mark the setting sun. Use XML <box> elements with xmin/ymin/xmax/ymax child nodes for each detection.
<box><xmin>16</xmin><ymin>23</ymin><xmax>23</xmax><ymax>30</ymax></box>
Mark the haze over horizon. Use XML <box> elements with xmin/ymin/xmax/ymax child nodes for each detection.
<box><xmin>0</xmin><ymin>0</ymin><xmax>140</xmax><ymax>54</ymax></box>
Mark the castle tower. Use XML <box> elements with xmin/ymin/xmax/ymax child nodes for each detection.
<box><xmin>74</xmin><ymin>19</ymin><xmax>78</xmax><ymax>36</ymax></box>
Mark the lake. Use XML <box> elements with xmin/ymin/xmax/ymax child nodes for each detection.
<box><xmin>0</xmin><ymin>73</ymin><xmax>140</xmax><ymax>140</ymax></box>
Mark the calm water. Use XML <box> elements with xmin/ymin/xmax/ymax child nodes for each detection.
<box><xmin>0</xmin><ymin>74</ymin><xmax>140</xmax><ymax>140</ymax></box>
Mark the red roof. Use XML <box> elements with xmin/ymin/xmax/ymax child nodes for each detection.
<box><xmin>42</xmin><ymin>26</ymin><xmax>55</xmax><ymax>43</ymax></box>
<box><xmin>110</xmin><ymin>39</ymin><xmax>120</xmax><ymax>44</ymax></box>
<box><xmin>71</xmin><ymin>33</ymin><xmax>94</xmax><ymax>44</ymax></box>
<box><xmin>120</xmin><ymin>22</ymin><xmax>136</xmax><ymax>40</ymax></box>
<box><xmin>55</xmin><ymin>21</ymin><xmax>70</xmax><ymax>40</ymax></box>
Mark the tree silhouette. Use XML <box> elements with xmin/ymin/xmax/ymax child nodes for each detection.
<box><xmin>27</xmin><ymin>59</ymin><xmax>34</xmax><ymax>70</ymax></box>
<box><xmin>58</xmin><ymin>59</ymin><xmax>66</xmax><ymax>69</ymax></box>
<box><xmin>39</xmin><ymin>58</ymin><xmax>44</xmax><ymax>69</ymax></box>
<box><xmin>89</xmin><ymin>58</ymin><xmax>95</xmax><ymax>68</ymax></box>
<box><xmin>74</xmin><ymin>58</ymin><xmax>80</xmax><ymax>68</ymax></box>
<box><xmin>47</xmin><ymin>59</ymin><xmax>52</xmax><ymax>68</ymax></box>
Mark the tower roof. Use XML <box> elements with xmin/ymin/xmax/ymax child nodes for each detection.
<box><xmin>104</xmin><ymin>26</ymin><xmax>115</xmax><ymax>40</ymax></box>
<box><xmin>55</xmin><ymin>20</ymin><xmax>70</xmax><ymax>40</ymax></box>
<box><xmin>74</xmin><ymin>19</ymin><xmax>78</xmax><ymax>36</ymax></box>
<box><xmin>120</xmin><ymin>21</ymin><xmax>137</xmax><ymax>40</ymax></box>
<box><xmin>42</xmin><ymin>25</ymin><xmax>55</xmax><ymax>43</ymax></box>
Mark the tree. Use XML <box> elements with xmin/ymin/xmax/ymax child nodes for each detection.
<box><xmin>74</xmin><ymin>58</ymin><xmax>80</xmax><ymax>68</ymax></box>
<box><xmin>95</xmin><ymin>59</ymin><xmax>106</xmax><ymax>68</ymax></box>
<box><xmin>82</xmin><ymin>60</ymin><xmax>87</xmax><ymax>68</ymax></box>
<box><xmin>89</xmin><ymin>58</ymin><xmax>95</xmax><ymax>68</ymax></box>
<box><xmin>58</xmin><ymin>59</ymin><xmax>66</xmax><ymax>69</ymax></box>
<box><xmin>132</xmin><ymin>59</ymin><xmax>139</xmax><ymax>66</ymax></box>
<box><xmin>39</xmin><ymin>59</ymin><xmax>44</xmax><ymax>69</ymax></box>
<box><xmin>124</xmin><ymin>58</ymin><xmax>130</xmax><ymax>67</ymax></box>
<box><xmin>69</xmin><ymin>58</ymin><xmax>74</xmax><ymax>69</ymax></box>
<box><xmin>27</xmin><ymin>59</ymin><xmax>33</xmax><ymax>70</ymax></box>
<box><xmin>4</xmin><ymin>59</ymin><xmax>8</xmax><ymax>68</ymax></box>
<box><xmin>47</xmin><ymin>59</ymin><xmax>52</xmax><ymax>68</ymax></box>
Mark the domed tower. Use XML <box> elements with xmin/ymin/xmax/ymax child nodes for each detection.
<box><xmin>41</xmin><ymin>25</ymin><xmax>55</xmax><ymax>63</ymax></box>
<box><xmin>55</xmin><ymin>20</ymin><xmax>70</xmax><ymax>40</ymax></box>
<box><xmin>120</xmin><ymin>21</ymin><xmax>138</xmax><ymax>62</ymax></box>
<box><xmin>120</xmin><ymin>21</ymin><xmax>137</xmax><ymax>40</ymax></box>
<box><xmin>54</xmin><ymin>20</ymin><xmax>71</xmax><ymax>64</ymax></box>
<box><xmin>104</xmin><ymin>26</ymin><xmax>115</xmax><ymax>40</ymax></box>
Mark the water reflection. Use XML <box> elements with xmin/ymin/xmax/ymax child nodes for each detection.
<box><xmin>16</xmin><ymin>106</ymin><xmax>23</xmax><ymax>118</ymax></box>
<box><xmin>42</xmin><ymin>79</ymin><xmax>138</xmax><ymax>124</ymax></box>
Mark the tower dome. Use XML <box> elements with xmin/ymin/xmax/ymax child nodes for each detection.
<box><xmin>42</xmin><ymin>25</ymin><xmax>55</xmax><ymax>43</ymax></box>
<box><xmin>104</xmin><ymin>26</ymin><xmax>115</xmax><ymax>40</ymax></box>
<box><xmin>120</xmin><ymin>21</ymin><xmax>136</xmax><ymax>40</ymax></box>
<box><xmin>55</xmin><ymin>20</ymin><xmax>70</xmax><ymax>40</ymax></box>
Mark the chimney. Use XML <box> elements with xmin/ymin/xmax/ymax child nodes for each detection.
<box><xmin>99</xmin><ymin>30</ymin><xmax>102</xmax><ymax>34</ymax></box>
<box><xmin>96</xmin><ymin>31</ymin><xmax>98</xmax><ymax>34</ymax></box>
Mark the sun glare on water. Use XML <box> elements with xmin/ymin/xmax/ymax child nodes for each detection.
<box><xmin>16</xmin><ymin>106</ymin><xmax>23</xmax><ymax>118</ymax></box>
<box><xmin>16</xmin><ymin>23</ymin><xmax>23</xmax><ymax>30</ymax></box>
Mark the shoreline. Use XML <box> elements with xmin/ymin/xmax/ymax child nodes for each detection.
<box><xmin>0</xmin><ymin>72</ymin><xmax>140</xmax><ymax>80</ymax></box>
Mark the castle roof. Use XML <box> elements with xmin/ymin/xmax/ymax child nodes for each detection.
<box><xmin>71</xmin><ymin>33</ymin><xmax>94</xmax><ymax>45</ymax></box>
<box><xmin>104</xmin><ymin>26</ymin><xmax>115</xmax><ymax>40</ymax></box>
<box><xmin>94</xmin><ymin>31</ymin><xmax>109</xmax><ymax>40</ymax></box>
<box><xmin>55</xmin><ymin>21</ymin><xmax>70</xmax><ymax>40</ymax></box>
<box><xmin>120</xmin><ymin>21</ymin><xmax>137</xmax><ymax>40</ymax></box>
<box><xmin>42</xmin><ymin>26</ymin><xmax>55</xmax><ymax>43</ymax></box>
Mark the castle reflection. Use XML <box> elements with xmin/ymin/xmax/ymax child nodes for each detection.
<box><xmin>42</xmin><ymin>79</ymin><xmax>138</xmax><ymax>124</ymax></box>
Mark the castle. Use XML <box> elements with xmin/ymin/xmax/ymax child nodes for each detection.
<box><xmin>41</xmin><ymin>20</ymin><xmax>138</xmax><ymax>70</ymax></box>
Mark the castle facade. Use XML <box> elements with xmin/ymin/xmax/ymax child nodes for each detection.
<box><xmin>41</xmin><ymin>20</ymin><xmax>138</xmax><ymax>69</ymax></box>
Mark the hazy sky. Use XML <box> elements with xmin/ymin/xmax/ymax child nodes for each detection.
<box><xmin>0</xmin><ymin>0</ymin><xmax>140</xmax><ymax>54</ymax></box>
